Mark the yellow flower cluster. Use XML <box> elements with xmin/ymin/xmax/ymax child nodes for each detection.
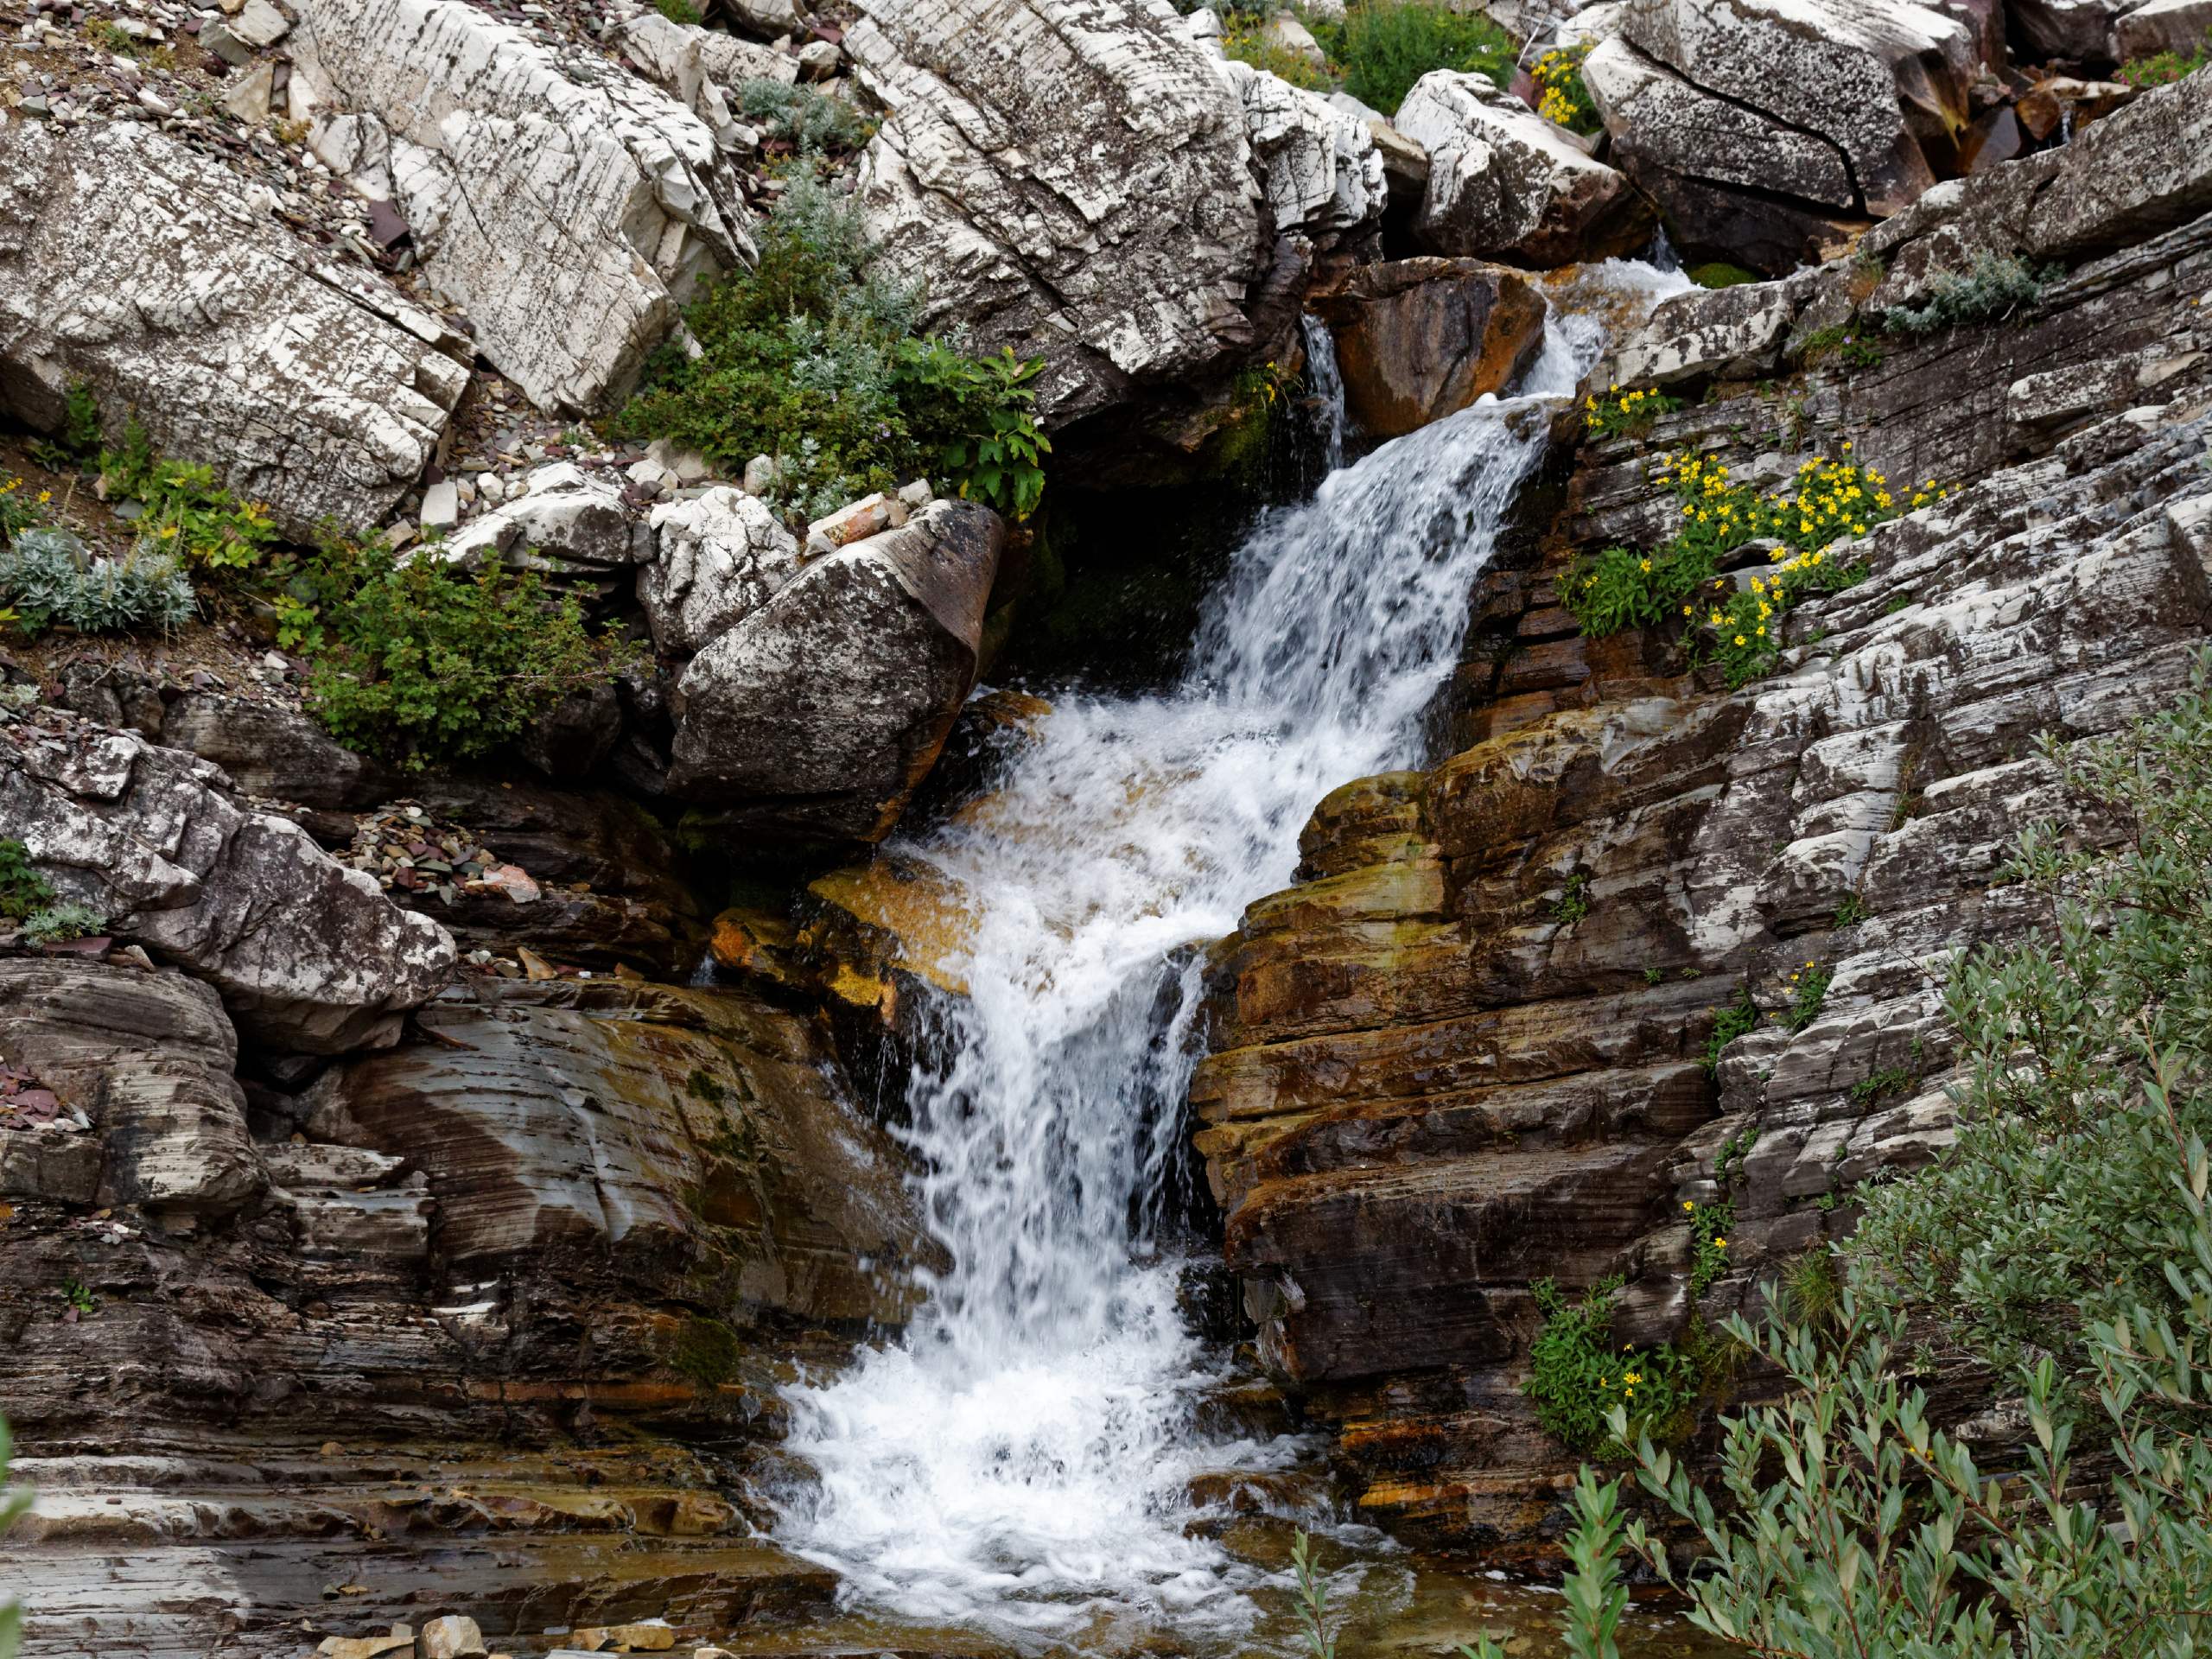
<box><xmin>0</xmin><ymin>474</ymin><xmax>52</xmax><ymax>540</ymax></box>
<box><xmin>1584</xmin><ymin>383</ymin><xmax>1680</xmax><ymax>439</ymax></box>
<box><xmin>1530</xmin><ymin>42</ymin><xmax>1596</xmax><ymax>133</ymax></box>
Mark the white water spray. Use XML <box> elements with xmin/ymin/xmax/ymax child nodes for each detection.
<box><xmin>774</xmin><ymin>265</ymin><xmax>1688</xmax><ymax>1647</ymax></box>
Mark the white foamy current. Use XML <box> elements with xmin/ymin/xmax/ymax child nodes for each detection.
<box><xmin>772</xmin><ymin>264</ymin><xmax>1688</xmax><ymax>1648</ymax></box>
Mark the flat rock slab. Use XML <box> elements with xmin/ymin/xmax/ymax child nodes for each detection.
<box><xmin>0</xmin><ymin>120</ymin><xmax>468</xmax><ymax>537</ymax></box>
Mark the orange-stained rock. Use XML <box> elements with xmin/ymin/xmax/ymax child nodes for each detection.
<box><xmin>1307</xmin><ymin>258</ymin><xmax>1546</xmax><ymax>440</ymax></box>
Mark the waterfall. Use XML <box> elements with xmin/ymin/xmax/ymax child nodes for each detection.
<box><xmin>1300</xmin><ymin>311</ymin><xmax>1349</xmax><ymax>472</ymax></box>
<box><xmin>773</xmin><ymin>263</ymin><xmax>1690</xmax><ymax>1648</ymax></box>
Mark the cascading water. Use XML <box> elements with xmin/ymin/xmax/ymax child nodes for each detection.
<box><xmin>774</xmin><ymin>264</ymin><xmax>1690</xmax><ymax>1649</ymax></box>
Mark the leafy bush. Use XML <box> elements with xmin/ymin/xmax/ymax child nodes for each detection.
<box><xmin>0</xmin><ymin>840</ymin><xmax>55</xmax><ymax>922</ymax></box>
<box><xmin>1318</xmin><ymin>0</ymin><xmax>1516</xmax><ymax>115</ymax></box>
<box><xmin>1783</xmin><ymin>957</ymin><xmax>1829</xmax><ymax>1032</ymax></box>
<box><xmin>0</xmin><ymin>527</ymin><xmax>195</xmax><ymax>637</ymax></box>
<box><xmin>98</xmin><ymin>423</ymin><xmax>278</xmax><ymax>573</ymax></box>
<box><xmin>1881</xmin><ymin>253</ymin><xmax>2058</xmax><ymax>336</ymax></box>
<box><xmin>614</xmin><ymin>169</ymin><xmax>1050</xmax><ymax>521</ymax></box>
<box><xmin>1524</xmin><ymin>1276</ymin><xmax>1710</xmax><ymax>1456</ymax></box>
<box><xmin>2118</xmin><ymin>31</ymin><xmax>2208</xmax><ymax>86</ymax></box>
<box><xmin>734</xmin><ymin>78</ymin><xmax>871</xmax><ymax>153</ymax></box>
<box><xmin>283</xmin><ymin>537</ymin><xmax>628</xmax><ymax>770</ymax></box>
<box><xmin>1685</xmin><ymin>1197</ymin><xmax>1732</xmax><ymax>1296</ymax></box>
<box><xmin>1795</xmin><ymin>323</ymin><xmax>1885</xmax><ymax>370</ymax></box>
<box><xmin>1529</xmin><ymin>41</ymin><xmax>1599</xmax><ymax>133</ymax></box>
<box><xmin>20</xmin><ymin>902</ymin><xmax>107</xmax><ymax>946</ymax></box>
<box><xmin>1550</xmin><ymin>871</ymin><xmax>1591</xmax><ymax>925</ymax></box>
<box><xmin>1704</xmin><ymin>983</ymin><xmax>1758</xmax><ymax>1077</ymax></box>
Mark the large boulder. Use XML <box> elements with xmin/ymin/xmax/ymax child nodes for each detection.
<box><xmin>0</xmin><ymin>121</ymin><xmax>469</xmax><ymax>537</ymax></box>
<box><xmin>1307</xmin><ymin>259</ymin><xmax>1548</xmax><ymax>438</ymax></box>
<box><xmin>0</xmin><ymin>960</ymin><xmax>262</xmax><ymax>1217</ymax></box>
<box><xmin>0</xmin><ymin>711</ymin><xmax>454</xmax><ymax>1053</ymax></box>
<box><xmin>667</xmin><ymin>499</ymin><xmax>1003</xmax><ymax>844</ymax></box>
<box><xmin>289</xmin><ymin>0</ymin><xmax>755</xmax><ymax>414</ymax></box>
<box><xmin>847</xmin><ymin>0</ymin><xmax>1381</xmax><ymax>434</ymax></box>
<box><xmin>1586</xmin><ymin>0</ymin><xmax>1983</xmax><ymax>271</ymax></box>
<box><xmin>1393</xmin><ymin>71</ymin><xmax>1652</xmax><ymax>266</ymax></box>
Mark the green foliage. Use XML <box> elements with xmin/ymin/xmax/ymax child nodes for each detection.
<box><xmin>0</xmin><ymin>841</ymin><xmax>55</xmax><ymax>923</ymax></box>
<box><xmin>20</xmin><ymin>903</ymin><xmax>107</xmax><ymax>946</ymax></box>
<box><xmin>1704</xmin><ymin>984</ymin><xmax>1758</xmax><ymax>1077</ymax></box>
<box><xmin>0</xmin><ymin>476</ymin><xmax>43</xmax><ymax>546</ymax></box>
<box><xmin>652</xmin><ymin>0</ymin><xmax>701</xmax><ymax>20</ymax></box>
<box><xmin>1524</xmin><ymin>1276</ymin><xmax>1706</xmax><ymax>1456</ymax></box>
<box><xmin>1848</xmin><ymin>1057</ymin><xmax>1918</xmax><ymax>1107</ymax></box>
<box><xmin>1849</xmin><ymin>651</ymin><xmax>2212</xmax><ymax>1389</ymax></box>
<box><xmin>287</xmin><ymin>536</ymin><xmax>626</xmax><ymax>770</ymax></box>
<box><xmin>1687</xmin><ymin>1198</ymin><xmax>1734</xmax><ymax>1297</ymax></box>
<box><xmin>1794</xmin><ymin>323</ymin><xmax>1885</xmax><ymax>370</ymax></box>
<box><xmin>1558</xmin><ymin>541</ymin><xmax>1713</xmax><ymax>636</ymax></box>
<box><xmin>1456</xmin><ymin>1471</ymin><xmax>1630</xmax><ymax>1659</ymax></box>
<box><xmin>60</xmin><ymin>383</ymin><xmax>103</xmax><ymax>456</ymax></box>
<box><xmin>1529</xmin><ymin>41</ymin><xmax>1599</xmax><ymax>134</ymax></box>
<box><xmin>59</xmin><ymin>1279</ymin><xmax>94</xmax><ymax>1316</ymax></box>
<box><xmin>1550</xmin><ymin>871</ymin><xmax>1591</xmax><ymax>926</ymax></box>
<box><xmin>0</xmin><ymin>527</ymin><xmax>195</xmax><ymax>637</ymax></box>
<box><xmin>2118</xmin><ymin>31</ymin><xmax>2209</xmax><ymax>86</ymax></box>
<box><xmin>1833</xmin><ymin>893</ymin><xmax>1868</xmax><ymax>928</ymax></box>
<box><xmin>0</xmin><ymin>1414</ymin><xmax>26</xmax><ymax>1659</ymax></box>
<box><xmin>1581</xmin><ymin>385</ymin><xmax>1680</xmax><ymax>439</ymax></box>
<box><xmin>735</xmin><ymin>78</ymin><xmax>871</xmax><ymax>153</ymax></box>
<box><xmin>1221</xmin><ymin>20</ymin><xmax>1335</xmax><ymax>89</ymax></box>
<box><xmin>1643</xmin><ymin>966</ymin><xmax>1663</xmax><ymax>985</ymax></box>
<box><xmin>1318</xmin><ymin>0</ymin><xmax>1516</xmax><ymax>115</ymax></box>
<box><xmin>1289</xmin><ymin>1529</ymin><xmax>1337</xmax><ymax>1659</ymax></box>
<box><xmin>99</xmin><ymin>423</ymin><xmax>279</xmax><ymax>573</ymax></box>
<box><xmin>614</xmin><ymin>169</ymin><xmax>1048</xmax><ymax>521</ymax></box>
<box><xmin>1687</xmin><ymin>261</ymin><xmax>1761</xmax><ymax>290</ymax></box>
<box><xmin>1783</xmin><ymin>959</ymin><xmax>1830</xmax><ymax>1033</ymax></box>
<box><xmin>1881</xmin><ymin>253</ymin><xmax>2058</xmax><ymax>336</ymax></box>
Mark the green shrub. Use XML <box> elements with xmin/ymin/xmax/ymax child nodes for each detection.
<box><xmin>285</xmin><ymin>537</ymin><xmax>627</xmax><ymax>770</ymax></box>
<box><xmin>98</xmin><ymin>424</ymin><xmax>278</xmax><ymax>574</ymax></box>
<box><xmin>653</xmin><ymin>0</ymin><xmax>701</xmax><ymax>20</ymax></box>
<box><xmin>1319</xmin><ymin>0</ymin><xmax>1515</xmax><ymax>115</ymax></box>
<box><xmin>19</xmin><ymin>903</ymin><xmax>107</xmax><ymax>946</ymax></box>
<box><xmin>1549</xmin><ymin>871</ymin><xmax>1591</xmax><ymax>926</ymax></box>
<box><xmin>1832</xmin><ymin>893</ymin><xmax>1868</xmax><ymax>928</ymax></box>
<box><xmin>1524</xmin><ymin>1276</ymin><xmax>1707</xmax><ymax>1456</ymax></box>
<box><xmin>1881</xmin><ymin>253</ymin><xmax>2057</xmax><ymax>336</ymax></box>
<box><xmin>1783</xmin><ymin>958</ymin><xmax>1829</xmax><ymax>1032</ymax></box>
<box><xmin>1530</xmin><ymin>41</ymin><xmax>1600</xmax><ymax>134</ymax></box>
<box><xmin>0</xmin><ymin>475</ymin><xmax>46</xmax><ymax>545</ymax></box>
<box><xmin>1704</xmin><ymin>984</ymin><xmax>1758</xmax><ymax>1077</ymax></box>
<box><xmin>1794</xmin><ymin>323</ymin><xmax>1885</xmax><ymax>370</ymax></box>
<box><xmin>0</xmin><ymin>527</ymin><xmax>195</xmax><ymax>637</ymax></box>
<box><xmin>2118</xmin><ymin>31</ymin><xmax>2208</xmax><ymax>86</ymax></box>
<box><xmin>1686</xmin><ymin>1197</ymin><xmax>1733</xmax><ymax>1296</ymax></box>
<box><xmin>613</xmin><ymin>169</ymin><xmax>1049</xmax><ymax>522</ymax></box>
<box><xmin>1687</xmin><ymin>261</ymin><xmax>1761</xmax><ymax>289</ymax></box>
<box><xmin>1220</xmin><ymin>19</ymin><xmax>1335</xmax><ymax>89</ymax></box>
<box><xmin>0</xmin><ymin>840</ymin><xmax>55</xmax><ymax>922</ymax></box>
<box><xmin>734</xmin><ymin>78</ymin><xmax>871</xmax><ymax>152</ymax></box>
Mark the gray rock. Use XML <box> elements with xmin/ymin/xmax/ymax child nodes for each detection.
<box><xmin>795</xmin><ymin>38</ymin><xmax>841</xmax><ymax>78</ymax></box>
<box><xmin>2118</xmin><ymin>0</ymin><xmax>2212</xmax><ymax>56</ymax></box>
<box><xmin>231</xmin><ymin>0</ymin><xmax>293</xmax><ymax>46</ymax></box>
<box><xmin>419</xmin><ymin>479</ymin><xmax>461</xmax><ymax>531</ymax></box>
<box><xmin>221</xmin><ymin>59</ymin><xmax>276</xmax><ymax>121</ymax></box>
<box><xmin>0</xmin><ymin>715</ymin><xmax>454</xmax><ymax>1053</ymax></box>
<box><xmin>668</xmin><ymin>499</ymin><xmax>1003</xmax><ymax>844</ymax></box>
<box><xmin>639</xmin><ymin>486</ymin><xmax>804</xmax><ymax>656</ymax></box>
<box><xmin>1220</xmin><ymin>59</ymin><xmax>1389</xmax><ymax>253</ymax></box>
<box><xmin>1395</xmin><ymin>69</ymin><xmax>1649</xmax><ymax>266</ymax></box>
<box><xmin>198</xmin><ymin>19</ymin><xmax>254</xmax><ymax>62</ymax></box>
<box><xmin>289</xmin><ymin>0</ymin><xmax>755</xmax><ymax>414</ymax></box>
<box><xmin>158</xmin><ymin>693</ymin><xmax>391</xmax><ymax>810</ymax></box>
<box><xmin>0</xmin><ymin>121</ymin><xmax>467</xmax><ymax>539</ymax></box>
<box><xmin>437</xmin><ymin>462</ymin><xmax>651</xmax><ymax>593</ymax></box>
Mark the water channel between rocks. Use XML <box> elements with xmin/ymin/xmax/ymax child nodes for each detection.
<box><xmin>765</xmin><ymin>261</ymin><xmax>1707</xmax><ymax>1657</ymax></box>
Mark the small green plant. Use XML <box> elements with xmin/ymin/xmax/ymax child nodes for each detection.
<box><xmin>83</xmin><ymin>16</ymin><xmax>139</xmax><ymax>52</ymax></box>
<box><xmin>653</xmin><ymin>0</ymin><xmax>702</xmax><ymax>19</ymax></box>
<box><xmin>0</xmin><ymin>841</ymin><xmax>54</xmax><ymax>922</ymax></box>
<box><xmin>289</xmin><ymin>537</ymin><xmax>630</xmax><ymax>770</ymax></box>
<box><xmin>0</xmin><ymin>528</ymin><xmax>195</xmax><ymax>638</ymax></box>
<box><xmin>1289</xmin><ymin>1529</ymin><xmax>1337</xmax><ymax>1659</ymax></box>
<box><xmin>99</xmin><ymin>423</ymin><xmax>279</xmax><ymax>573</ymax></box>
<box><xmin>735</xmin><ymin>78</ymin><xmax>872</xmax><ymax>153</ymax></box>
<box><xmin>1847</xmin><ymin>1062</ymin><xmax>1917</xmax><ymax>1107</ymax></box>
<box><xmin>1581</xmin><ymin>385</ymin><xmax>1680</xmax><ymax>440</ymax></box>
<box><xmin>1687</xmin><ymin>260</ymin><xmax>1761</xmax><ymax>289</ymax></box>
<box><xmin>1783</xmin><ymin>959</ymin><xmax>1829</xmax><ymax>1033</ymax></box>
<box><xmin>1704</xmin><ymin>984</ymin><xmax>1759</xmax><ymax>1077</ymax></box>
<box><xmin>0</xmin><ymin>477</ymin><xmax>44</xmax><ymax>546</ymax></box>
<box><xmin>1524</xmin><ymin>1277</ymin><xmax>1706</xmax><ymax>1456</ymax></box>
<box><xmin>1685</xmin><ymin>1197</ymin><xmax>1734</xmax><ymax>1296</ymax></box>
<box><xmin>1832</xmin><ymin>893</ymin><xmax>1868</xmax><ymax>928</ymax></box>
<box><xmin>1529</xmin><ymin>41</ymin><xmax>1600</xmax><ymax>135</ymax></box>
<box><xmin>20</xmin><ymin>903</ymin><xmax>107</xmax><ymax>946</ymax></box>
<box><xmin>59</xmin><ymin>1279</ymin><xmax>94</xmax><ymax>1316</ymax></box>
<box><xmin>1550</xmin><ymin>871</ymin><xmax>1592</xmax><ymax>926</ymax></box>
<box><xmin>1881</xmin><ymin>252</ymin><xmax>2058</xmax><ymax>336</ymax></box>
<box><xmin>2118</xmin><ymin>30</ymin><xmax>2209</xmax><ymax>86</ymax></box>
<box><xmin>1220</xmin><ymin>21</ymin><xmax>1335</xmax><ymax>90</ymax></box>
<box><xmin>1713</xmin><ymin>1125</ymin><xmax>1758</xmax><ymax>1186</ymax></box>
<box><xmin>1317</xmin><ymin>0</ymin><xmax>1515</xmax><ymax>115</ymax></box>
<box><xmin>1794</xmin><ymin>324</ymin><xmax>1884</xmax><ymax>370</ymax></box>
<box><xmin>60</xmin><ymin>382</ymin><xmax>103</xmax><ymax>455</ymax></box>
<box><xmin>1455</xmin><ymin>1470</ymin><xmax>1630</xmax><ymax>1659</ymax></box>
<box><xmin>1643</xmin><ymin>966</ymin><xmax>1663</xmax><ymax>985</ymax></box>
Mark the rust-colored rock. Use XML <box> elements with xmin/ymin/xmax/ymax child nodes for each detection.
<box><xmin>1308</xmin><ymin>258</ymin><xmax>1546</xmax><ymax>440</ymax></box>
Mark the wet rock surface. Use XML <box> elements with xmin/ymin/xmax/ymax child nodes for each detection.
<box><xmin>1308</xmin><ymin>257</ymin><xmax>1548</xmax><ymax>440</ymax></box>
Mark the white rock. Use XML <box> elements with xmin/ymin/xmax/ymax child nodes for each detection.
<box><xmin>616</xmin><ymin>8</ymin><xmax>794</xmax><ymax>133</ymax></box>
<box><xmin>419</xmin><ymin>480</ymin><xmax>461</xmax><ymax>531</ymax></box>
<box><xmin>231</xmin><ymin>0</ymin><xmax>292</xmax><ymax>46</ymax></box>
<box><xmin>439</xmin><ymin>461</ymin><xmax>649</xmax><ymax>575</ymax></box>
<box><xmin>0</xmin><ymin>121</ymin><xmax>467</xmax><ymax>537</ymax></box>
<box><xmin>741</xmin><ymin>454</ymin><xmax>779</xmax><ymax>495</ymax></box>
<box><xmin>795</xmin><ymin>37</ymin><xmax>841</xmax><ymax>78</ymax></box>
<box><xmin>1217</xmin><ymin>59</ymin><xmax>1389</xmax><ymax>249</ymax></box>
<box><xmin>419</xmin><ymin>1615</ymin><xmax>488</xmax><ymax>1659</ymax></box>
<box><xmin>641</xmin><ymin>485</ymin><xmax>805</xmax><ymax>654</ymax></box>
<box><xmin>290</xmin><ymin>0</ymin><xmax>756</xmax><ymax>414</ymax></box>
<box><xmin>645</xmin><ymin>436</ymin><xmax>711</xmax><ymax>485</ymax></box>
<box><xmin>804</xmin><ymin>490</ymin><xmax>901</xmax><ymax>557</ymax></box>
<box><xmin>1261</xmin><ymin>11</ymin><xmax>1326</xmax><ymax>68</ymax></box>
<box><xmin>221</xmin><ymin>59</ymin><xmax>276</xmax><ymax>121</ymax></box>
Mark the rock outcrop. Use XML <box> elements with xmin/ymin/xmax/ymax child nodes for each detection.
<box><xmin>1394</xmin><ymin>71</ymin><xmax>1650</xmax><ymax>266</ymax></box>
<box><xmin>1307</xmin><ymin>258</ymin><xmax>1548</xmax><ymax>439</ymax></box>
<box><xmin>0</xmin><ymin>121</ymin><xmax>470</xmax><ymax>537</ymax></box>
<box><xmin>639</xmin><ymin>486</ymin><xmax>804</xmax><ymax>657</ymax></box>
<box><xmin>289</xmin><ymin>0</ymin><xmax>756</xmax><ymax>413</ymax></box>
<box><xmin>0</xmin><ymin>709</ymin><xmax>454</xmax><ymax>1054</ymax></box>
<box><xmin>1586</xmin><ymin>0</ymin><xmax>1985</xmax><ymax>272</ymax></box>
<box><xmin>1192</xmin><ymin>67</ymin><xmax>2212</xmax><ymax>1554</ymax></box>
<box><xmin>667</xmin><ymin>498</ymin><xmax>1003</xmax><ymax>844</ymax></box>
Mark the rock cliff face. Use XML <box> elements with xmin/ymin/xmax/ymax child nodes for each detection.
<box><xmin>1192</xmin><ymin>70</ymin><xmax>2212</xmax><ymax>1554</ymax></box>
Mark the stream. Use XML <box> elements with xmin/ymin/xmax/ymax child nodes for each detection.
<box><xmin>769</xmin><ymin>262</ymin><xmax>1696</xmax><ymax>1656</ymax></box>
